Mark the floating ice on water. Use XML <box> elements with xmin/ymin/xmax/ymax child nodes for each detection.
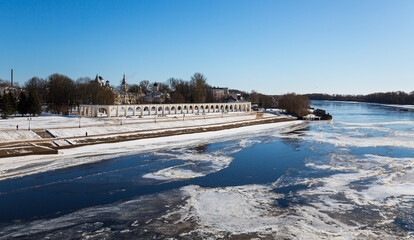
<box><xmin>161</xmin><ymin>183</ymin><xmax>403</xmax><ymax>238</ymax></box>
<box><xmin>299</xmin><ymin>125</ymin><xmax>414</xmax><ymax>148</ymax></box>
<box><xmin>167</xmin><ymin>184</ymin><xmax>284</xmax><ymax>235</ymax></box>
<box><xmin>143</xmin><ymin>167</ymin><xmax>205</xmax><ymax>180</ymax></box>
<box><xmin>142</xmin><ymin>144</ymin><xmax>236</xmax><ymax>180</ymax></box>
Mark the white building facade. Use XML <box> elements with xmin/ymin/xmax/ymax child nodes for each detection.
<box><xmin>79</xmin><ymin>102</ymin><xmax>252</xmax><ymax>118</ymax></box>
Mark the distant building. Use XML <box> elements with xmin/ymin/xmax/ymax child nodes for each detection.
<box><xmin>211</xmin><ymin>87</ymin><xmax>245</xmax><ymax>102</ymax></box>
<box><xmin>143</xmin><ymin>82</ymin><xmax>169</xmax><ymax>104</ymax></box>
<box><xmin>211</xmin><ymin>87</ymin><xmax>228</xmax><ymax>102</ymax></box>
<box><xmin>90</xmin><ymin>74</ymin><xmax>173</xmax><ymax>104</ymax></box>
<box><xmin>114</xmin><ymin>74</ymin><xmax>143</xmax><ymax>104</ymax></box>
<box><xmin>115</xmin><ymin>92</ymin><xmax>143</xmax><ymax>104</ymax></box>
<box><xmin>94</xmin><ymin>74</ymin><xmax>106</xmax><ymax>87</ymax></box>
<box><xmin>143</xmin><ymin>93</ymin><xmax>163</xmax><ymax>104</ymax></box>
<box><xmin>93</xmin><ymin>74</ymin><xmax>143</xmax><ymax>104</ymax></box>
<box><xmin>120</xmin><ymin>74</ymin><xmax>128</xmax><ymax>92</ymax></box>
<box><xmin>228</xmin><ymin>89</ymin><xmax>244</xmax><ymax>101</ymax></box>
<box><xmin>152</xmin><ymin>82</ymin><xmax>159</xmax><ymax>92</ymax></box>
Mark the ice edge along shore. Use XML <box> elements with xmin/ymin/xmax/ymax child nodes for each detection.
<box><xmin>0</xmin><ymin>117</ymin><xmax>303</xmax><ymax>181</ymax></box>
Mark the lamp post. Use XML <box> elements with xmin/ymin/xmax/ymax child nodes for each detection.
<box><xmin>27</xmin><ymin>117</ymin><xmax>32</xmax><ymax>131</ymax></box>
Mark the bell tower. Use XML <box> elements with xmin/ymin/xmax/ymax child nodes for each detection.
<box><xmin>120</xmin><ymin>74</ymin><xmax>128</xmax><ymax>92</ymax></box>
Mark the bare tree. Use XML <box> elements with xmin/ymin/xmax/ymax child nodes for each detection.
<box><xmin>139</xmin><ymin>80</ymin><xmax>150</xmax><ymax>94</ymax></box>
<box><xmin>278</xmin><ymin>93</ymin><xmax>310</xmax><ymax>117</ymax></box>
<box><xmin>25</xmin><ymin>77</ymin><xmax>47</xmax><ymax>104</ymax></box>
<box><xmin>128</xmin><ymin>84</ymin><xmax>140</xmax><ymax>93</ymax></box>
<box><xmin>47</xmin><ymin>74</ymin><xmax>76</xmax><ymax>114</ymax></box>
<box><xmin>190</xmin><ymin>73</ymin><xmax>208</xmax><ymax>103</ymax></box>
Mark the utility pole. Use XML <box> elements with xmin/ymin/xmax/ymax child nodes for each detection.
<box><xmin>11</xmin><ymin>69</ymin><xmax>13</xmax><ymax>87</ymax></box>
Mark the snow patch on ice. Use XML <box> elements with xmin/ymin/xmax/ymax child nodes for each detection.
<box><xmin>143</xmin><ymin>168</ymin><xmax>205</xmax><ymax>180</ymax></box>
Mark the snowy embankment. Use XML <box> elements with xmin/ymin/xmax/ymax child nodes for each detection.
<box><xmin>47</xmin><ymin>114</ymin><xmax>287</xmax><ymax>139</ymax></box>
<box><xmin>0</xmin><ymin>115</ymin><xmax>112</xmax><ymax>130</ymax></box>
<box><xmin>0</xmin><ymin>121</ymin><xmax>302</xmax><ymax>181</ymax></box>
<box><xmin>0</xmin><ymin>112</ymin><xmax>250</xmax><ymax>131</ymax></box>
<box><xmin>0</xmin><ymin>130</ymin><xmax>41</xmax><ymax>142</ymax></box>
<box><xmin>0</xmin><ymin>113</ymin><xmax>280</xmax><ymax>142</ymax></box>
<box><xmin>48</xmin><ymin>115</ymin><xmax>255</xmax><ymax>138</ymax></box>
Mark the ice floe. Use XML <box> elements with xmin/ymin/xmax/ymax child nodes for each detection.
<box><xmin>164</xmin><ymin>184</ymin><xmax>284</xmax><ymax>235</ymax></box>
<box><xmin>143</xmin><ymin>167</ymin><xmax>205</xmax><ymax>180</ymax></box>
<box><xmin>289</xmin><ymin>121</ymin><xmax>414</xmax><ymax>149</ymax></box>
<box><xmin>162</xmin><ymin>183</ymin><xmax>407</xmax><ymax>239</ymax></box>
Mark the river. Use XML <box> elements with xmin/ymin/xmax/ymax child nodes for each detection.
<box><xmin>0</xmin><ymin>101</ymin><xmax>413</xmax><ymax>239</ymax></box>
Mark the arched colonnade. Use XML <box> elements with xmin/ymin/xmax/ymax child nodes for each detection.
<box><xmin>79</xmin><ymin>102</ymin><xmax>252</xmax><ymax>118</ymax></box>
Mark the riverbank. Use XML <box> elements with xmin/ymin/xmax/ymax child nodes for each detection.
<box><xmin>0</xmin><ymin>114</ymin><xmax>302</xmax><ymax>180</ymax></box>
<box><xmin>0</xmin><ymin>113</ymin><xmax>296</xmax><ymax>158</ymax></box>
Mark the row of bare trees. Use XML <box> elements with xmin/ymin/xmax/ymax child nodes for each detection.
<box><xmin>129</xmin><ymin>73</ymin><xmax>234</xmax><ymax>104</ymax></box>
<box><xmin>247</xmin><ymin>91</ymin><xmax>310</xmax><ymax>117</ymax></box>
<box><xmin>2</xmin><ymin>72</ymin><xmax>312</xmax><ymax>117</ymax></box>
<box><xmin>7</xmin><ymin>74</ymin><xmax>115</xmax><ymax>115</ymax></box>
<box><xmin>167</xmin><ymin>73</ymin><xmax>214</xmax><ymax>103</ymax></box>
<box><xmin>2</xmin><ymin>72</ymin><xmax>238</xmax><ymax>115</ymax></box>
<box><xmin>277</xmin><ymin>93</ymin><xmax>310</xmax><ymax>117</ymax></box>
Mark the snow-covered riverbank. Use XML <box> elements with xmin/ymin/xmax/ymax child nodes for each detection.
<box><xmin>0</xmin><ymin>120</ymin><xmax>303</xmax><ymax>181</ymax></box>
<box><xmin>0</xmin><ymin>113</ymin><xmax>289</xmax><ymax>142</ymax></box>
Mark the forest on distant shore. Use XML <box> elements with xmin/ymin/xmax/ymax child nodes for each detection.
<box><xmin>307</xmin><ymin>91</ymin><xmax>414</xmax><ymax>105</ymax></box>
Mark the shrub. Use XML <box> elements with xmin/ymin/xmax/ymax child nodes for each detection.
<box><xmin>278</xmin><ymin>93</ymin><xmax>310</xmax><ymax>117</ymax></box>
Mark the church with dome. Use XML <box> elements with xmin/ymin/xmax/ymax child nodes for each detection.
<box><xmin>92</xmin><ymin>74</ymin><xmax>169</xmax><ymax>105</ymax></box>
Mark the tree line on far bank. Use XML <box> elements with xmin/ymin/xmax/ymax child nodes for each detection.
<box><xmin>307</xmin><ymin>91</ymin><xmax>414</xmax><ymax>105</ymax></box>
<box><xmin>1</xmin><ymin>72</ymin><xmax>313</xmax><ymax>119</ymax></box>
<box><xmin>2</xmin><ymin>72</ymin><xmax>247</xmax><ymax>117</ymax></box>
<box><xmin>4</xmin><ymin>72</ymin><xmax>227</xmax><ymax>115</ymax></box>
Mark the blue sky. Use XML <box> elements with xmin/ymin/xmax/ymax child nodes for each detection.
<box><xmin>1</xmin><ymin>0</ymin><xmax>413</xmax><ymax>94</ymax></box>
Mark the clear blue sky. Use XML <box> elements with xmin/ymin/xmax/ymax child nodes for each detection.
<box><xmin>1</xmin><ymin>0</ymin><xmax>413</xmax><ymax>95</ymax></box>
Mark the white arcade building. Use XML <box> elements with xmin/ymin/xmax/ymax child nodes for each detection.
<box><xmin>79</xmin><ymin>102</ymin><xmax>252</xmax><ymax>118</ymax></box>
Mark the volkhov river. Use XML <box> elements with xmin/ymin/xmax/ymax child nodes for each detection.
<box><xmin>0</xmin><ymin>101</ymin><xmax>413</xmax><ymax>239</ymax></box>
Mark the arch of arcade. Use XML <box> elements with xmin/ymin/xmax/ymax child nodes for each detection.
<box><xmin>79</xmin><ymin>102</ymin><xmax>252</xmax><ymax>118</ymax></box>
